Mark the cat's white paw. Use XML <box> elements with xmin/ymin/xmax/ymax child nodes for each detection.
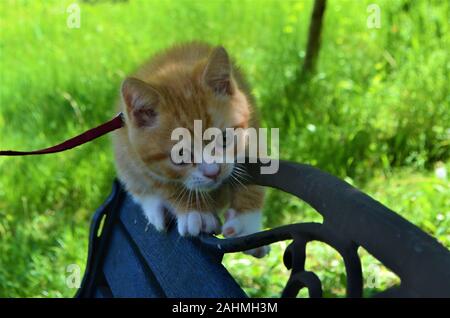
<box><xmin>139</xmin><ymin>196</ymin><xmax>167</xmax><ymax>232</ymax></box>
<box><xmin>177</xmin><ymin>211</ymin><xmax>220</xmax><ymax>237</ymax></box>
<box><xmin>222</xmin><ymin>209</ymin><xmax>270</xmax><ymax>258</ymax></box>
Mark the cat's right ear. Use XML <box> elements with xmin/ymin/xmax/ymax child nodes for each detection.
<box><xmin>203</xmin><ymin>46</ymin><xmax>234</xmax><ymax>96</ymax></box>
<box><xmin>121</xmin><ymin>77</ymin><xmax>160</xmax><ymax>128</ymax></box>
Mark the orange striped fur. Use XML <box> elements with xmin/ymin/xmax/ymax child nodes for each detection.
<box><xmin>113</xmin><ymin>42</ymin><xmax>264</xmax><ymax>225</ymax></box>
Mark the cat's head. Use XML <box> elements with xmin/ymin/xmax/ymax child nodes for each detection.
<box><xmin>121</xmin><ymin>46</ymin><xmax>252</xmax><ymax>192</ymax></box>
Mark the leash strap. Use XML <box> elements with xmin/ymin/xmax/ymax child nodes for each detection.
<box><xmin>0</xmin><ymin>113</ymin><xmax>124</xmax><ymax>156</ymax></box>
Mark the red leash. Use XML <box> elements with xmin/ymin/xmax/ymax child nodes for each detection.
<box><xmin>0</xmin><ymin>113</ymin><xmax>124</xmax><ymax>156</ymax></box>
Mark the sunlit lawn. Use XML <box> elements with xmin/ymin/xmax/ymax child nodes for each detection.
<box><xmin>0</xmin><ymin>0</ymin><xmax>448</xmax><ymax>297</ymax></box>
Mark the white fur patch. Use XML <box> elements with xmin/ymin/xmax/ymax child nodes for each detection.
<box><xmin>139</xmin><ymin>195</ymin><xmax>167</xmax><ymax>232</ymax></box>
<box><xmin>177</xmin><ymin>211</ymin><xmax>220</xmax><ymax>236</ymax></box>
<box><xmin>222</xmin><ymin>209</ymin><xmax>270</xmax><ymax>258</ymax></box>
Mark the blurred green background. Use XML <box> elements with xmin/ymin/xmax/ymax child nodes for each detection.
<box><xmin>0</xmin><ymin>0</ymin><xmax>448</xmax><ymax>297</ymax></box>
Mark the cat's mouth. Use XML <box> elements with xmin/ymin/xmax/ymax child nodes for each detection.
<box><xmin>184</xmin><ymin>164</ymin><xmax>235</xmax><ymax>192</ymax></box>
<box><xmin>186</xmin><ymin>170</ymin><xmax>233</xmax><ymax>192</ymax></box>
<box><xmin>189</xmin><ymin>178</ymin><xmax>223</xmax><ymax>192</ymax></box>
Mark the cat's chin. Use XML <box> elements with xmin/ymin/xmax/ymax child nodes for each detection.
<box><xmin>186</xmin><ymin>180</ymin><xmax>223</xmax><ymax>192</ymax></box>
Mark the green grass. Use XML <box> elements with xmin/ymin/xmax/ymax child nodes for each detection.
<box><xmin>225</xmin><ymin>165</ymin><xmax>450</xmax><ymax>297</ymax></box>
<box><xmin>0</xmin><ymin>0</ymin><xmax>448</xmax><ymax>297</ymax></box>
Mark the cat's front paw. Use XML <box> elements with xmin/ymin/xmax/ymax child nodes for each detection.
<box><xmin>222</xmin><ymin>209</ymin><xmax>270</xmax><ymax>258</ymax></box>
<box><xmin>177</xmin><ymin>211</ymin><xmax>221</xmax><ymax>237</ymax></box>
<box><xmin>140</xmin><ymin>196</ymin><xmax>168</xmax><ymax>232</ymax></box>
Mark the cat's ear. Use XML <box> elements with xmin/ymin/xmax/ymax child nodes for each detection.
<box><xmin>121</xmin><ymin>77</ymin><xmax>160</xmax><ymax>128</ymax></box>
<box><xmin>203</xmin><ymin>46</ymin><xmax>234</xmax><ymax>96</ymax></box>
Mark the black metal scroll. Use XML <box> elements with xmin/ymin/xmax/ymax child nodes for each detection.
<box><xmin>77</xmin><ymin>160</ymin><xmax>450</xmax><ymax>298</ymax></box>
<box><xmin>200</xmin><ymin>161</ymin><xmax>450</xmax><ymax>298</ymax></box>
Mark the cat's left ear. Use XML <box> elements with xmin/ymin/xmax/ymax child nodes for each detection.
<box><xmin>203</xmin><ymin>46</ymin><xmax>234</xmax><ymax>96</ymax></box>
<box><xmin>121</xmin><ymin>77</ymin><xmax>160</xmax><ymax>128</ymax></box>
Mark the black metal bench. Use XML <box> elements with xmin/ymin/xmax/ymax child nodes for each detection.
<box><xmin>76</xmin><ymin>160</ymin><xmax>450</xmax><ymax>298</ymax></box>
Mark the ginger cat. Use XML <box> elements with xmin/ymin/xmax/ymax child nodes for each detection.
<box><xmin>113</xmin><ymin>42</ymin><xmax>269</xmax><ymax>257</ymax></box>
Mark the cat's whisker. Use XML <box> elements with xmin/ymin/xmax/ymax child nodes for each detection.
<box><xmin>231</xmin><ymin>172</ymin><xmax>248</xmax><ymax>190</ymax></box>
<box><xmin>172</xmin><ymin>184</ymin><xmax>185</xmax><ymax>206</ymax></box>
<box><xmin>188</xmin><ymin>189</ymin><xmax>193</xmax><ymax>211</ymax></box>
<box><xmin>199</xmin><ymin>190</ymin><xmax>207</xmax><ymax>211</ymax></box>
<box><xmin>201</xmin><ymin>190</ymin><xmax>214</xmax><ymax>211</ymax></box>
<box><xmin>184</xmin><ymin>189</ymin><xmax>190</xmax><ymax>211</ymax></box>
<box><xmin>173</xmin><ymin>187</ymin><xmax>188</xmax><ymax>211</ymax></box>
<box><xmin>172</xmin><ymin>185</ymin><xmax>185</xmax><ymax>205</ymax></box>
<box><xmin>199</xmin><ymin>190</ymin><xmax>205</xmax><ymax>210</ymax></box>
<box><xmin>230</xmin><ymin>173</ymin><xmax>247</xmax><ymax>190</ymax></box>
<box><xmin>234</xmin><ymin>170</ymin><xmax>250</xmax><ymax>182</ymax></box>
<box><xmin>233</xmin><ymin>167</ymin><xmax>251</xmax><ymax>184</ymax></box>
<box><xmin>167</xmin><ymin>186</ymin><xmax>189</xmax><ymax>232</ymax></box>
<box><xmin>227</xmin><ymin>174</ymin><xmax>238</xmax><ymax>190</ymax></box>
<box><xmin>234</xmin><ymin>165</ymin><xmax>252</xmax><ymax>180</ymax></box>
<box><xmin>195</xmin><ymin>189</ymin><xmax>200</xmax><ymax>210</ymax></box>
<box><xmin>237</xmin><ymin>173</ymin><xmax>251</xmax><ymax>184</ymax></box>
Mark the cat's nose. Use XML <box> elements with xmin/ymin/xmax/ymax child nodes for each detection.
<box><xmin>200</xmin><ymin>163</ymin><xmax>221</xmax><ymax>179</ymax></box>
